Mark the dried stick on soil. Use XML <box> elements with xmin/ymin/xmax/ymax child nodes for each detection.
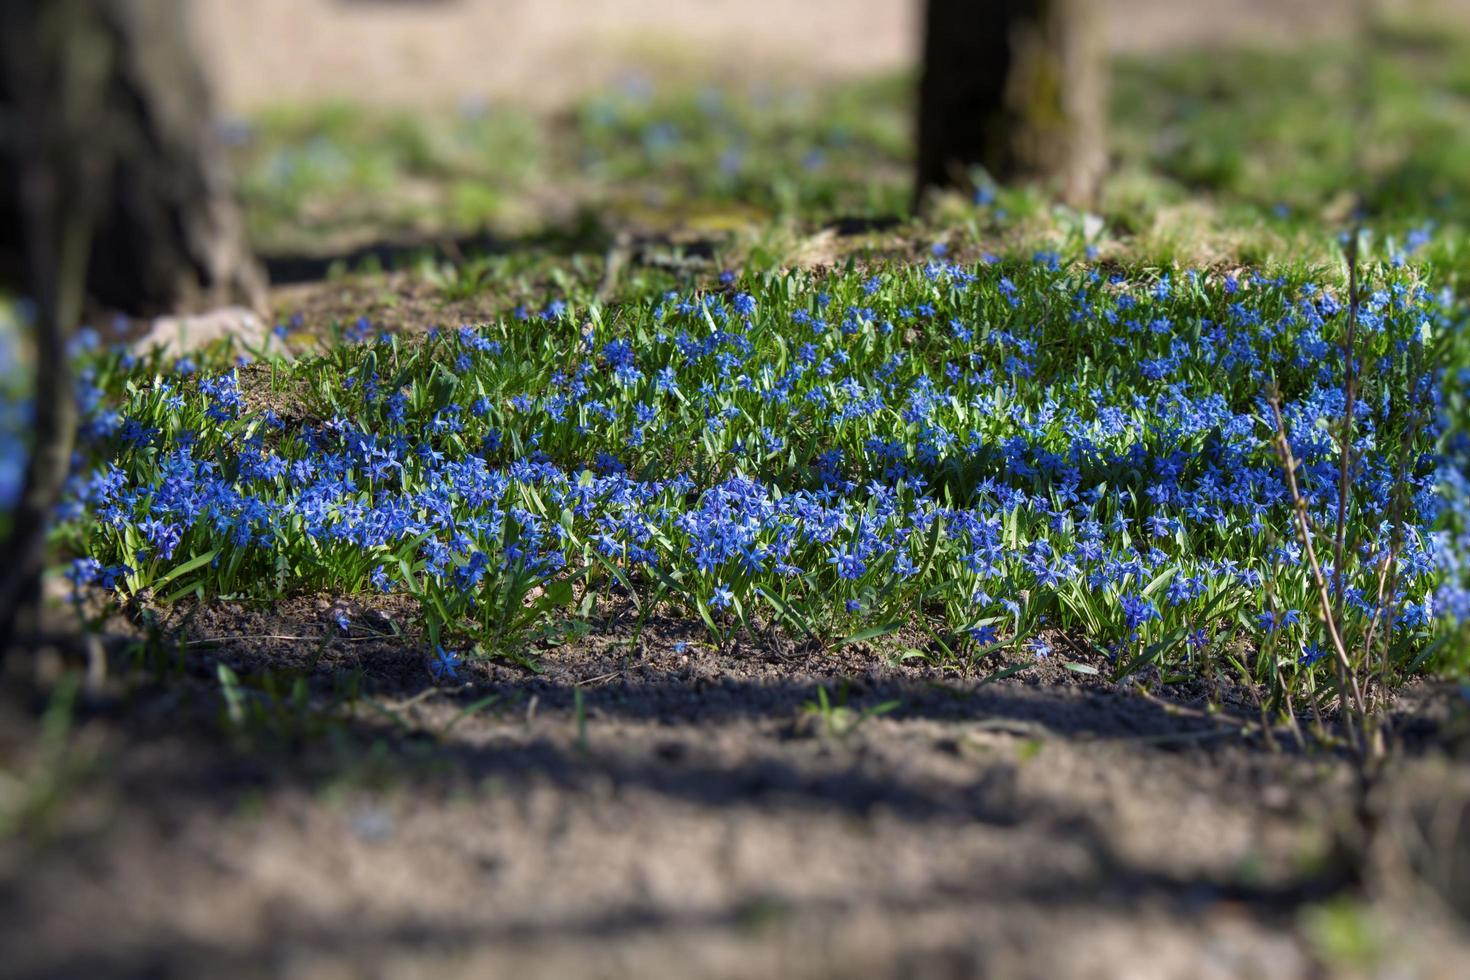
<box><xmin>1331</xmin><ymin>233</ymin><xmax>1360</xmax><ymax>624</ymax></box>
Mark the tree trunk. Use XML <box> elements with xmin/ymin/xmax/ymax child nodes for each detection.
<box><xmin>915</xmin><ymin>0</ymin><xmax>1106</xmax><ymax>208</ymax></box>
<box><xmin>0</xmin><ymin>0</ymin><xmax>264</xmax><ymax>317</ymax></box>
<box><xmin>0</xmin><ymin>0</ymin><xmax>104</xmax><ymax>646</ymax></box>
<box><xmin>0</xmin><ymin>0</ymin><xmax>262</xmax><ymax>645</ymax></box>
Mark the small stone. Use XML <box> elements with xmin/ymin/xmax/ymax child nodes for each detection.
<box><xmin>130</xmin><ymin>306</ymin><xmax>289</xmax><ymax>362</ymax></box>
<box><xmin>1261</xmin><ymin>784</ymin><xmax>1291</xmax><ymax>810</ymax></box>
<box><xmin>363</xmin><ymin>608</ymin><xmax>394</xmax><ymax>632</ymax></box>
<box><xmin>349</xmin><ymin>807</ymin><xmax>394</xmax><ymax>843</ymax></box>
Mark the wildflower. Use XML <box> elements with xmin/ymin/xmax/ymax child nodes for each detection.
<box><xmin>827</xmin><ymin>548</ymin><xmax>866</xmax><ymax>581</ymax></box>
<box><xmin>429</xmin><ymin>645</ymin><xmax>461</xmax><ymax>682</ymax></box>
<box><xmin>67</xmin><ymin>557</ymin><xmax>104</xmax><ymax>588</ymax></box>
<box><xmin>139</xmin><ymin>518</ymin><xmax>183</xmax><ymax>561</ymax></box>
<box><xmin>969</xmin><ymin>624</ymin><xmax>999</xmax><ymax>646</ymax></box>
<box><xmin>1301</xmin><ymin>644</ymin><xmax>1328</xmax><ymax>667</ymax></box>
<box><xmin>1257</xmin><ymin>609</ymin><xmax>1301</xmax><ymax>633</ymax></box>
<box><xmin>1120</xmin><ymin>594</ymin><xmax>1160</xmax><ymax>631</ymax></box>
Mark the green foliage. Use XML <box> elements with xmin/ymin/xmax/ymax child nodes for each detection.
<box><xmin>56</xmin><ymin>253</ymin><xmax>1467</xmax><ymax>715</ymax></box>
<box><xmin>801</xmin><ymin>683</ymin><xmax>901</xmax><ymax>739</ymax></box>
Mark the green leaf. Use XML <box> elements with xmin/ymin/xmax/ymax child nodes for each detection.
<box><xmin>429</xmin><ymin>362</ymin><xmax>460</xmax><ymax>408</ymax></box>
<box><xmin>1408</xmin><ymin>632</ymin><xmax>1451</xmax><ymax>673</ymax></box>
<box><xmin>694</xmin><ymin>596</ymin><xmax>719</xmax><ymax>635</ymax></box>
<box><xmin>836</xmin><ymin>621</ymin><xmax>904</xmax><ymax>647</ymax></box>
<box><xmin>756</xmin><ymin>587</ymin><xmax>818</xmax><ymax>642</ymax></box>
<box><xmin>441</xmin><ymin>694</ymin><xmax>502</xmax><ymax>735</ymax></box>
<box><xmin>1142</xmin><ymin>566</ymin><xmax>1178</xmax><ymax>599</ymax></box>
<box><xmin>591</xmin><ymin>555</ymin><xmax>641</xmax><ymax>613</ymax></box>
<box><xmin>866</xmin><ymin>699</ymin><xmax>902</xmax><ymax>718</ymax></box>
<box><xmin>979</xmin><ymin>662</ymin><xmax>1033</xmax><ymax>684</ymax></box>
<box><xmin>1063</xmin><ymin>662</ymin><xmax>1099</xmax><ymax>676</ymax></box>
<box><xmin>154</xmin><ymin>549</ymin><xmax>219</xmax><ymax>592</ymax></box>
<box><xmin>163</xmin><ymin>581</ymin><xmax>206</xmax><ymax>604</ymax></box>
<box><xmin>217</xmin><ymin>663</ymin><xmax>246</xmax><ymax>726</ymax></box>
<box><xmin>538</xmin><ymin>578</ymin><xmax>574</xmax><ymax>610</ymax></box>
<box><xmin>646</xmin><ymin>564</ymin><xmax>687</xmax><ymax>599</ymax></box>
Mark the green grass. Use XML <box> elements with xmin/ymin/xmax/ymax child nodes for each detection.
<box><xmin>58</xmin><ymin>250</ymin><xmax>1468</xmax><ymax>723</ymax></box>
<box><xmin>231</xmin><ymin>22</ymin><xmax>1470</xmax><ymax>294</ymax></box>
<box><xmin>231</xmin><ymin>75</ymin><xmax>913</xmax><ymax>256</ymax></box>
<box><xmin>1109</xmin><ymin>27</ymin><xmax>1470</xmax><ymax>289</ymax></box>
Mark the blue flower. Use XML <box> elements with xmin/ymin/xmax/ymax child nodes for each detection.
<box><xmin>1120</xmin><ymin>595</ymin><xmax>1160</xmax><ymax>631</ymax></box>
<box><xmin>430</xmin><ymin>645</ymin><xmax>461</xmax><ymax>682</ymax></box>
<box><xmin>709</xmin><ymin>583</ymin><xmax>734</xmax><ymax>611</ymax></box>
<box><xmin>969</xmin><ymin>624</ymin><xmax>999</xmax><ymax>646</ymax></box>
<box><xmin>139</xmin><ymin>518</ymin><xmax>183</xmax><ymax>561</ymax></box>
<box><xmin>827</xmin><ymin>548</ymin><xmax>866</xmax><ymax>581</ymax></box>
<box><xmin>1301</xmin><ymin>644</ymin><xmax>1328</xmax><ymax>666</ymax></box>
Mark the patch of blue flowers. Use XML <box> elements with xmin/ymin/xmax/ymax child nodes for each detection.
<box><xmin>50</xmin><ymin>255</ymin><xmax>1470</xmax><ymax>686</ymax></box>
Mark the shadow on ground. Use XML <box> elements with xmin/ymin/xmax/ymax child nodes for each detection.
<box><xmin>2</xmin><ymin>600</ymin><xmax>1468</xmax><ymax>978</ymax></box>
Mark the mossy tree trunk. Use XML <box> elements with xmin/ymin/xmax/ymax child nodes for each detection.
<box><xmin>915</xmin><ymin>0</ymin><xmax>1106</xmax><ymax>208</ymax></box>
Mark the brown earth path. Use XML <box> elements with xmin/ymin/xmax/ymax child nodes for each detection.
<box><xmin>3</xmin><ymin>598</ymin><xmax>1470</xmax><ymax>977</ymax></box>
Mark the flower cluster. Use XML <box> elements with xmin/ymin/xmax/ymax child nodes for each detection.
<box><xmin>52</xmin><ymin>254</ymin><xmax>1469</xmax><ymax>679</ymax></box>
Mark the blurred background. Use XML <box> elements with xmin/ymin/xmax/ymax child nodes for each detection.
<box><xmin>185</xmin><ymin>0</ymin><xmax>1470</xmax><ymax>262</ymax></box>
<box><xmin>193</xmin><ymin>0</ymin><xmax>1449</xmax><ymax>111</ymax></box>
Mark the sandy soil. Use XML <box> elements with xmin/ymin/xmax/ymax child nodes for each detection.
<box><xmin>2</xmin><ymin>597</ymin><xmax>1469</xmax><ymax>978</ymax></box>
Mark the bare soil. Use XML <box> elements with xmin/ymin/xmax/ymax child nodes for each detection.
<box><xmin>3</xmin><ymin>596</ymin><xmax>1470</xmax><ymax>978</ymax></box>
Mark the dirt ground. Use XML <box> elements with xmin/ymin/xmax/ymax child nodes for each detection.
<box><xmin>3</xmin><ymin>596</ymin><xmax>1470</xmax><ymax>978</ymax></box>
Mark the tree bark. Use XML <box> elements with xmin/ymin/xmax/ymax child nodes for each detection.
<box><xmin>915</xmin><ymin>0</ymin><xmax>1106</xmax><ymax>208</ymax></box>
<box><xmin>0</xmin><ymin>0</ymin><xmax>262</xmax><ymax>645</ymax></box>
<box><xmin>0</xmin><ymin>0</ymin><xmax>264</xmax><ymax>317</ymax></box>
<box><xmin>0</xmin><ymin>0</ymin><xmax>106</xmax><ymax>645</ymax></box>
